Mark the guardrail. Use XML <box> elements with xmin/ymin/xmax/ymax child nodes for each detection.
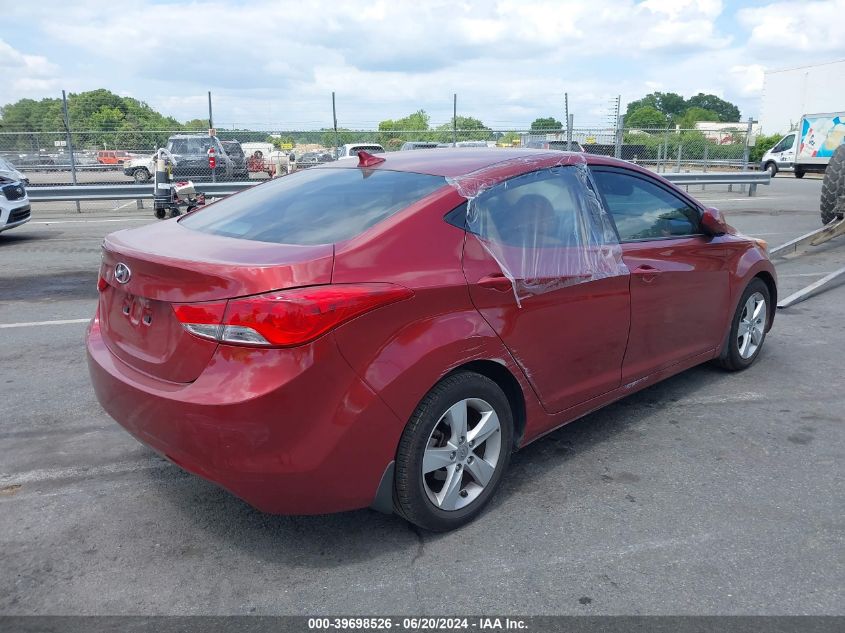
<box><xmin>662</xmin><ymin>171</ymin><xmax>770</xmax><ymax>196</ymax></box>
<box><xmin>27</xmin><ymin>181</ymin><xmax>256</xmax><ymax>202</ymax></box>
<box><xmin>26</xmin><ymin>170</ymin><xmax>771</xmax><ymax>203</ymax></box>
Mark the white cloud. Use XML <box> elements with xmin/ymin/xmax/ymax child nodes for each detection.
<box><xmin>739</xmin><ymin>0</ymin><xmax>845</xmax><ymax>54</ymax></box>
<box><xmin>2</xmin><ymin>0</ymin><xmax>838</xmax><ymax>128</ymax></box>
<box><xmin>0</xmin><ymin>39</ymin><xmax>61</xmax><ymax>103</ymax></box>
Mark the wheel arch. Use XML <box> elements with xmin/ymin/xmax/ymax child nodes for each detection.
<box><xmin>445</xmin><ymin>359</ymin><xmax>527</xmax><ymax>449</ymax></box>
<box><xmin>753</xmin><ymin>270</ymin><xmax>777</xmax><ymax>330</ymax></box>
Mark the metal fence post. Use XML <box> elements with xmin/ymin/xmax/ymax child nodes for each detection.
<box><xmin>566</xmin><ymin>114</ymin><xmax>573</xmax><ymax>151</ymax></box>
<box><xmin>453</xmin><ymin>93</ymin><xmax>457</xmax><ymax>147</ymax></box>
<box><xmin>742</xmin><ymin>117</ymin><xmax>753</xmax><ymax>172</ymax></box>
<box><xmin>702</xmin><ymin>144</ymin><xmax>708</xmax><ymax>192</ymax></box>
<box><xmin>614</xmin><ymin>115</ymin><xmax>623</xmax><ymax>159</ymax></box>
<box><xmin>208</xmin><ymin>91</ymin><xmax>216</xmax><ymax>184</ymax></box>
<box><xmin>61</xmin><ymin>90</ymin><xmax>81</xmax><ymax>213</ymax></box>
<box><xmin>663</xmin><ymin>129</ymin><xmax>669</xmax><ymax>173</ymax></box>
<box><xmin>332</xmin><ymin>92</ymin><xmax>339</xmax><ymax>156</ymax></box>
<box><xmin>676</xmin><ymin>138</ymin><xmax>682</xmax><ymax>172</ymax></box>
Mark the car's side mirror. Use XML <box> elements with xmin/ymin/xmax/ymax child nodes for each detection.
<box><xmin>701</xmin><ymin>207</ymin><xmax>728</xmax><ymax>236</ymax></box>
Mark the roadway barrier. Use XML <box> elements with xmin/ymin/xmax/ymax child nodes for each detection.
<box><xmin>27</xmin><ymin>171</ymin><xmax>771</xmax><ymax>203</ymax></box>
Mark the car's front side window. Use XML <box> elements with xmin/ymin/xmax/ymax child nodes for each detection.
<box><xmin>776</xmin><ymin>134</ymin><xmax>795</xmax><ymax>152</ymax></box>
<box><xmin>591</xmin><ymin>169</ymin><xmax>700</xmax><ymax>241</ymax></box>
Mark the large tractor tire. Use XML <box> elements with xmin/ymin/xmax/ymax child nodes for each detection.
<box><xmin>820</xmin><ymin>144</ymin><xmax>845</xmax><ymax>225</ymax></box>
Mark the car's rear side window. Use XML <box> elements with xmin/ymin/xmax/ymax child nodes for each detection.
<box><xmin>180</xmin><ymin>168</ymin><xmax>446</xmax><ymax>245</ymax></box>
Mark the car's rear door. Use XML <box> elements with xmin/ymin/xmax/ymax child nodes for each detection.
<box><xmin>461</xmin><ymin>167</ymin><xmax>630</xmax><ymax>414</ymax></box>
<box><xmin>591</xmin><ymin>166</ymin><xmax>730</xmax><ymax>382</ymax></box>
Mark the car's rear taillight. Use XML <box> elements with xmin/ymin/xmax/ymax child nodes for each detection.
<box><xmin>172</xmin><ymin>301</ymin><xmax>228</xmax><ymax>341</ymax></box>
<box><xmin>172</xmin><ymin>284</ymin><xmax>413</xmax><ymax>347</ymax></box>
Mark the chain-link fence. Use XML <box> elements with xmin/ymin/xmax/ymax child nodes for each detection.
<box><xmin>0</xmin><ymin>125</ymin><xmax>755</xmax><ymax>188</ymax></box>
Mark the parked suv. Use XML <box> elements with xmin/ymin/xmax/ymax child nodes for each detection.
<box><xmin>123</xmin><ymin>155</ymin><xmax>155</xmax><ymax>182</ymax></box>
<box><xmin>220</xmin><ymin>141</ymin><xmax>249</xmax><ymax>180</ymax></box>
<box><xmin>165</xmin><ymin>134</ymin><xmax>233</xmax><ymax>181</ymax></box>
<box><xmin>97</xmin><ymin>150</ymin><xmax>132</xmax><ymax>165</ymax></box>
<box><xmin>0</xmin><ymin>176</ymin><xmax>30</xmax><ymax>234</ymax></box>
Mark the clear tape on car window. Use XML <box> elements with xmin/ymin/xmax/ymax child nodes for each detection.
<box><xmin>447</xmin><ymin>153</ymin><xmax>628</xmax><ymax>306</ymax></box>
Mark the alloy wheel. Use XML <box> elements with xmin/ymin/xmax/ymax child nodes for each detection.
<box><xmin>421</xmin><ymin>398</ymin><xmax>502</xmax><ymax>511</ymax></box>
<box><xmin>737</xmin><ymin>291</ymin><xmax>766</xmax><ymax>359</ymax></box>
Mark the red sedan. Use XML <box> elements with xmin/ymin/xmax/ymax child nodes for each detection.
<box><xmin>87</xmin><ymin>149</ymin><xmax>776</xmax><ymax>531</ymax></box>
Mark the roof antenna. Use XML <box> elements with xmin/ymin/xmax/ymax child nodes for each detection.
<box><xmin>357</xmin><ymin>151</ymin><xmax>385</xmax><ymax>167</ymax></box>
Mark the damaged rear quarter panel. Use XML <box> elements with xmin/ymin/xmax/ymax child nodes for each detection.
<box><xmin>330</xmin><ymin>185</ymin><xmax>545</xmax><ymax>436</ymax></box>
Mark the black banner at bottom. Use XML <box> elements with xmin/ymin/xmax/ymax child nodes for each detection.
<box><xmin>0</xmin><ymin>616</ymin><xmax>842</xmax><ymax>633</ymax></box>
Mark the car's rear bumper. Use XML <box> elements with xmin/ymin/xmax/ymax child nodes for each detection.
<box><xmin>86</xmin><ymin>315</ymin><xmax>402</xmax><ymax>515</ymax></box>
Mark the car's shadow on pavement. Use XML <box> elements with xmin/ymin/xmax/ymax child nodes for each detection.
<box><xmin>0</xmin><ymin>231</ymin><xmax>56</xmax><ymax>246</ymax></box>
<box><xmin>143</xmin><ymin>362</ymin><xmax>728</xmax><ymax>567</ymax></box>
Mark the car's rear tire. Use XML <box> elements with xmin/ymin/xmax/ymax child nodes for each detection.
<box><xmin>794</xmin><ymin>169</ymin><xmax>805</xmax><ymax>179</ymax></box>
<box><xmin>394</xmin><ymin>371</ymin><xmax>513</xmax><ymax>532</ymax></box>
<box><xmin>717</xmin><ymin>278</ymin><xmax>771</xmax><ymax>371</ymax></box>
<box><xmin>820</xmin><ymin>144</ymin><xmax>845</xmax><ymax>225</ymax></box>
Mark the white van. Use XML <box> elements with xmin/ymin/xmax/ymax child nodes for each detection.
<box><xmin>760</xmin><ymin>132</ymin><xmax>797</xmax><ymax>177</ymax></box>
<box><xmin>337</xmin><ymin>143</ymin><xmax>385</xmax><ymax>159</ymax></box>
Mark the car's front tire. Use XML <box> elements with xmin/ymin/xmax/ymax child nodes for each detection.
<box><xmin>765</xmin><ymin>162</ymin><xmax>777</xmax><ymax>177</ymax></box>
<box><xmin>394</xmin><ymin>371</ymin><xmax>513</xmax><ymax>532</ymax></box>
<box><xmin>133</xmin><ymin>168</ymin><xmax>151</xmax><ymax>183</ymax></box>
<box><xmin>718</xmin><ymin>278</ymin><xmax>771</xmax><ymax>371</ymax></box>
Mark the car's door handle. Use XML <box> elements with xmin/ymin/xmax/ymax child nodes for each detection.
<box><xmin>478</xmin><ymin>273</ymin><xmax>513</xmax><ymax>292</ymax></box>
<box><xmin>632</xmin><ymin>265</ymin><xmax>662</xmax><ymax>282</ymax></box>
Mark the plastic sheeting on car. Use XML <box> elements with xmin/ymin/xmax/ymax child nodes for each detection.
<box><xmin>447</xmin><ymin>153</ymin><xmax>628</xmax><ymax>306</ymax></box>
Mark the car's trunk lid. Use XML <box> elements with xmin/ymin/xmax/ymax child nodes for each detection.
<box><xmin>98</xmin><ymin>219</ymin><xmax>334</xmax><ymax>383</ymax></box>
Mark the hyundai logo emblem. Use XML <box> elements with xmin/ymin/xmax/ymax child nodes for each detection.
<box><xmin>114</xmin><ymin>262</ymin><xmax>132</xmax><ymax>284</ymax></box>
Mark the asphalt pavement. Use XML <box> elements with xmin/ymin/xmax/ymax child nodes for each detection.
<box><xmin>0</xmin><ymin>176</ymin><xmax>842</xmax><ymax>615</ymax></box>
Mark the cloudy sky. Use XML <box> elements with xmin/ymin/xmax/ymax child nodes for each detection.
<box><xmin>0</xmin><ymin>0</ymin><xmax>843</xmax><ymax>130</ymax></box>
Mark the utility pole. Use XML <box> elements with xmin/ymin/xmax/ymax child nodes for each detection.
<box><xmin>207</xmin><ymin>91</ymin><xmax>214</xmax><ymax>130</ymax></box>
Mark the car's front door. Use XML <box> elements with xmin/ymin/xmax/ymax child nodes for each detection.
<box><xmin>591</xmin><ymin>167</ymin><xmax>730</xmax><ymax>383</ymax></box>
<box><xmin>461</xmin><ymin>167</ymin><xmax>631</xmax><ymax>414</ymax></box>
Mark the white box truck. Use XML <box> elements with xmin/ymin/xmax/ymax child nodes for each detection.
<box><xmin>760</xmin><ymin>112</ymin><xmax>845</xmax><ymax>178</ymax></box>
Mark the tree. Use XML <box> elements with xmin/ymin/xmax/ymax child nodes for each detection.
<box><xmin>378</xmin><ymin>110</ymin><xmax>430</xmax><ymax>133</ymax></box>
<box><xmin>625</xmin><ymin>106</ymin><xmax>667</xmax><ymax>130</ymax></box>
<box><xmin>530</xmin><ymin>117</ymin><xmax>563</xmax><ymax>131</ymax></box>
<box><xmin>378</xmin><ymin>110</ymin><xmax>432</xmax><ymax>145</ymax></box>
<box><xmin>685</xmin><ymin>93</ymin><xmax>740</xmax><ymax>122</ymax></box>
<box><xmin>625</xmin><ymin>91</ymin><xmax>742</xmax><ymax>126</ymax></box>
<box><xmin>0</xmin><ymin>89</ymin><xmax>182</xmax><ymax>134</ymax></box>
<box><xmin>497</xmin><ymin>131</ymin><xmax>522</xmax><ymax>146</ymax></box>
<box><xmin>270</xmin><ymin>135</ymin><xmax>296</xmax><ymax>149</ymax></box>
<box><xmin>183</xmin><ymin>118</ymin><xmax>209</xmax><ymax>130</ymax></box>
<box><xmin>677</xmin><ymin>107</ymin><xmax>721</xmax><ymax>129</ymax></box>
<box><xmin>435</xmin><ymin>115</ymin><xmax>491</xmax><ymax>142</ymax></box>
<box><xmin>625</xmin><ymin>92</ymin><xmax>686</xmax><ymax>123</ymax></box>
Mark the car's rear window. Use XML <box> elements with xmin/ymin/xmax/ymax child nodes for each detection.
<box><xmin>180</xmin><ymin>168</ymin><xmax>446</xmax><ymax>245</ymax></box>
